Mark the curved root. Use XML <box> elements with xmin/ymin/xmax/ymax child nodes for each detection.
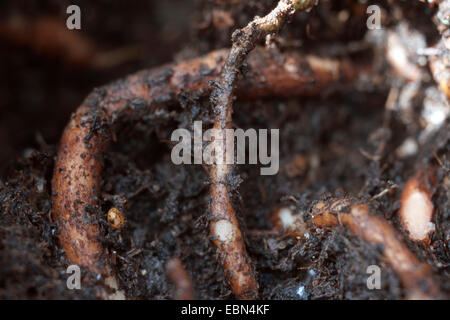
<box><xmin>273</xmin><ymin>199</ymin><xmax>442</xmax><ymax>299</ymax></box>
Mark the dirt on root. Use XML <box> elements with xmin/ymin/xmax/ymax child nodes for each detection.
<box><xmin>0</xmin><ymin>0</ymin><xmax>449</xmax><ymax>299</ymax></box>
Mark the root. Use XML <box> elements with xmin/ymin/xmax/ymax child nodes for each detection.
<box><xmin>399</xmin><ymin>169</ymin><xmax>436</xmax><ymax>243</ymax></box>
<box><xmin>273</xmin><ymin>199</ymin><xmax>443</xmax><ymax>299</ymax></box>
<box><xmin>166</xmin><ymin>258</ymin><xmax>195</xmax><ymax>300</ymax></box>
<box><xmin>208</xmin><ymin>0</ymin><xmax>318</xmax><ymax>299</ymax></box>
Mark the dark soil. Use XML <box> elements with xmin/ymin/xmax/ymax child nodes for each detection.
<box><xmin>0</xmin><ymin>0</ymin><xmax>448</xmax><ymax>299</ymax></box>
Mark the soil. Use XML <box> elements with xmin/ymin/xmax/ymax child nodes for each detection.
<box><xmin>0</xmin><ymin>0</ymin><xmax>448</xmax><ymax>299</ymax></box>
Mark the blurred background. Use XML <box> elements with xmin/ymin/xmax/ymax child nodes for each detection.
<box><xmin>0</xmin><ymin>0</ymin><xmax>198</xmax><ymax>172</ymax></box>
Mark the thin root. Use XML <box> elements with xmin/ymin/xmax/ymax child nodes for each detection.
<box><xmin>273</xmin><ymin>199</ymin><xmax>442</xmax><ymax>299</ymax></box>
<box><xmin>208</xmin><ymin>0</ymin><xmax>319</xmax><ymax>299</ymax></box>
<box><xmin>166</xmin><ymin>258</ymin><xmax>195</xmax><ymax>300</ymax></box>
